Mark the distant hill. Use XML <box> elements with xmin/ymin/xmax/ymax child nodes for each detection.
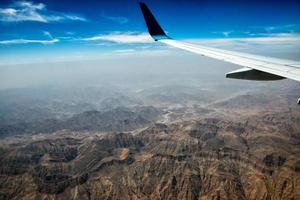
<box><xmin>0</xmin><ymin>106</ymin><xmax>161</xmax><ymax>136</ymax></box>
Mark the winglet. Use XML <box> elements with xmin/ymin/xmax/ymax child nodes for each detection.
<box><xmin>139</xmin><ymin>2</ymin><xmax>169</xmax><ymax>41</ymax></box>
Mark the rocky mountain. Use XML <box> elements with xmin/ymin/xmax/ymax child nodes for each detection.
<box><xmin>0</xmin><ymin>103</ymin><xmax>299</xmax><ymax>200</ymax></box>
<box><xmin>0</xmin><ymin>83</ymin><xmax>300</xmax><ymax>200</ymax></box>
<box><xmin>0</xmin><ymin>106</ymin><xmax>161</xmax><ymax>136</ymax></box>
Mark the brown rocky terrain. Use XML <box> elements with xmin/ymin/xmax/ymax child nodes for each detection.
<box><xmin>0</xmin><ymin>79</ymin><xmax>299</xmax><ymax>200</ymax></box>
<box><xmin>0</xmin><ymin>89</ymin><xmax>300</xmax><ymax>200</ymax></box>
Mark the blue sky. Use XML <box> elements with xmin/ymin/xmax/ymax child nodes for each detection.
<box><xmin>0</xmin><ymin>0</ymin><xmax>300</xmax><ymax>65</ymax></box>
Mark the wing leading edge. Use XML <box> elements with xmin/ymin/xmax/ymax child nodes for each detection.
<box><xmin>139</xmin><ymin>2</ymin><xmax>300</xmax><ymax>82</ymax></box>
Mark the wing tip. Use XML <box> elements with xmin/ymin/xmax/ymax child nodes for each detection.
<box><xmin>139</xmin><ymin>1</ymin><xmax>169</xmax><ymax>41</ymax></box>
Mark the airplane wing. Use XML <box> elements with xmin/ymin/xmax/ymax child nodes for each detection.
<box><xmin>139</xmin><ymin>2</ymin><xmax>300</xmax><ymax>83</ymax></box>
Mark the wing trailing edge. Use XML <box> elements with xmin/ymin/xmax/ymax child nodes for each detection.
<box><xmin>226</xmin><ymin>68</ymin><xmax>285</xmax><ymax>81</ymax></box>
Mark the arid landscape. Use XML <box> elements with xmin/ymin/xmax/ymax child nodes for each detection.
<box><xmin>1</xmin><ymin>0</ymin><xmax>300</xmax><ymax>199</ymax></box>
<box><xmin>0</xmin><ymin>73</ymin><xmax>299</xmax><ymax>200</ymax></box>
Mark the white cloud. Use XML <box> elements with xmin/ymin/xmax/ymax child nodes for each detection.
<box><xmin>191</xmin><ymin>33</ymin><xmax>300</xmax><ymax>45</ymax></box>
<box><xmin>43</xmin><ymin>31</ymin><xmax>53</xmax><ymax>39</ymax></box>
<box><xmin>114</xmin><ymin>49</ymin><xmax>136</xmax><ymax>53</ymax></box>
<box><xmin>0</xmin><ymin>1</ymin><xmax>87</xmax><ymax>23</ymax></box>
<box><xmin>0</xmin><ymin>8</ymin><xmax>17</xmax><ymax>15</ymax></box>
<box><xmin>212</xmin><ymin>31</ymin><xmax>233</xmax><ymax>38</ymax></box>
<box><xmin>82</xmin><ymin>32</ymin><xmax>153</xmax><ymax>44</ymax></box>
<box><xmin>0</xmin><ymin>38</ymin><xmax>59</xmax><ymax>44</ymax></box>
<box><xmin>110</xmin><ymin>49</ymin><xmax>174</xmax><ymax>57</ymax></box>
<box><xmin>102</xmin><ymin>14</ymin><xmax>129</xmax><ymax>24</ymax></box>
<box><xmin>113</xmin><ymin>49</ymin><xmax>137</xmax><ymax>55</ymax></box>
<box><xmin>250</xmin><ymin>24</ymin><xmax>298</xmax><ymax>34</ymax></box>
<box><xmin>64</xmin><ymin>15</ymin><xmax>86</xmax><ymax>21</ymax></box>
<box><xmin>222</xmin><ymin>31</ymin><xmax>231</xmax><ymax>37</ymax></box>
<box><xmin>240</xmin><ymin>33</ymin><xmax>300</xmax><ymax>43</ymax></box>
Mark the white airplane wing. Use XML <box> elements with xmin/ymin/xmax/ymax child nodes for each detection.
<box><xmin>139</xmin><ymin>2</ymin><xmax>300</xmax><ymax>84</ymax></box>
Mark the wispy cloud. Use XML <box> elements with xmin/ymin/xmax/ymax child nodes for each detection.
<box><xmin>0</xmin><ymin>38</ymin><xmax>59</xmax><ymax>45</ymax></box>
<box><xmin>240</xmin><ymin>33</ymin><xmax>300</xmax><ymax>43</ymax></box>
<box><xmin>212</xmin><ymin>31</ymin><xmax>233</xmax><ymax>38</ymax></box>
<box><xmin>43</xmin><ymin>31</ymin><xmax>53</xmax><ymax>39</ymax></box>
<box><xmin>0</xmin><ymin>1</ymin><xmax>87</xmax><ymax>23</ymax></box>
<box><xmin>114</xmin><ymin>49</ymin><xmax>136</xmax><ymax>55</ymax></box>
<box><xmin>222</xmin><ymin>31</ymin><xmax>231</xmax><ymax>37</ymax></box>
<box><xmin>251</xmin><ymin>24</ymin><xmax>298</xmax><ymax>33</ymax></box>
<box><xmin>111</xmin><ymin>48</ymin><xmax>173</xmax><ymax>57</ymax></box>
<box><xmin>188</xmin><ymin>33</ymin><xmax>300</xmax><ymax>51</ymax></box>
<box><xmin>81</xmin><ymin>32</ymin><xmax>153</xmax><ymax>44</ymax></box>
<box><xmin>102</xmin><ymin>14</ymin><xmax>129</xmax><ymax>24</ymax></box>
